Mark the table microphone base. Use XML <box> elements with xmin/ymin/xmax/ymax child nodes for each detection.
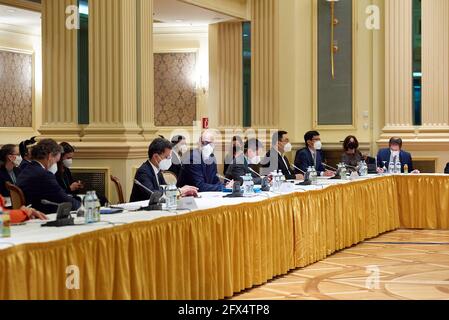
<box><xmin>42</xmin><ymin>217</ymin><xmax>75</xmax><ymax>228</ymax></box>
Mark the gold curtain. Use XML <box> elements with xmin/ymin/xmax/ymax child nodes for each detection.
<box><xmin>1</xmin><ymin>176</ymin><xmax>448</xmax><ymax>300</ymax></box>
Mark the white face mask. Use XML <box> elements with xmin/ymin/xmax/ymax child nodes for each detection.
<box><xmin>284</xmin><ymin>143</ymin><xmax>293</xmax><ymax>153</ymax></box>
<box><xmin>13</xmin><ymin>155</ymin><xmax>22</xmax><ymax>167</ymax></box>
<box><xmin>159</xmin><ymin>158</ymin><xmax>172</xmax><ymax>171</ymax></box>
<box><xmin>48</xmin><ymin>162</ymin><xmax>58</xmax><ymax>175</ymax></box>
<box><xmin>249</xmin><ymin>155</ymin><xmax>262</xmax><ymax>165</ymax></box>
<box><xmin>202</xmin><ymin>144</ymin><xmax>214</xmax><ymax>160</ymax></box>
<box><xmin>314</xmin><ymin>141</ymin><xmax>322</xmax><ymax>150</ymax></box>
<box><xmin>63</xmin><ymin>159</ymin><xmax>73</xmax><ymax>168</ymax></box>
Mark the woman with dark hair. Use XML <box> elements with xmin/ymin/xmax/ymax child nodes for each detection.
<box><xmin>0</xmin><ymin>144</ymin><xmax>22</xmax><ymax>198</ymax></box>
<box><xmin>56</xmin><ymin>142</ymin><xmax>84</xmax><ymax>195</ymax></box>
<box><xmin>341</xmin><ymin>136</ymin><xmax>364</xmax><ymax>169</ymax></box>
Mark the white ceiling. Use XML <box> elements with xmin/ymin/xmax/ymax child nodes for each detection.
<box><xmin>154</xmin><ymin>0</ymin><xmax>235</xmax><ymax>26</ymax></box>
<box><xmin>0</xmin><ymin>4</ymin><xmax>41</xmax><ymax>36</ymax></box>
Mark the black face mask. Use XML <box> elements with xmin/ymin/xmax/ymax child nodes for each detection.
<box><xmin>347</xmin><ymin>143</ymin><xmax>357</xmax><ymax>150</ymax></box>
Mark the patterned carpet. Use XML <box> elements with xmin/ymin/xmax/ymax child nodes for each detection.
<box><xmin>232</xmin><ymin>230</ymin><xmax>449</xmax><ymax>300</ymax></box>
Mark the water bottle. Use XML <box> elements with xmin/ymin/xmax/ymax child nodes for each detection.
<box><xmin>339</xmin><ymin>163</ymin><xmax>348</xmax><ymax>180</ymax></box>
<box><xmin>166</xmin><ymin>184</ymin><xmax>178</xmax><ymax>210</ymax></box>
<box><xmin>388</xmin><ymin>162</ymin><xmax>395</xmax><ymax>174</ymax></box>
<box><xmin>395</xmin><ymin>161</ymin><xmax>402</xmax><ymax>174</ymax></box>
<box><xmin>242</xmin><ymin>174</ymin><xmax>255</xmax><ymax>197</ymax></box>
<box><xmin>359</xmin><ymin>161</ymin><xmax>368</xmax><ymax>176</ymax></box>
<box><xmin>0</xmin><ymin>206</ymin><xmax>11</xmax><ymax>238</ymax></box>
<box><xmin>271</xmin><ymin>171</ymin><xmax>280</xmax><ymax>192</ymax></box>
<box><xmin>84</xmin><ymin>191</ymin><xmax>94</xmax><ymax>224</ymax></box>
<box><xmin>309</xmin><ymin>166</ymin><xmax>318</xmax><ymax>185</ymax></box>
<box><xmin>92</xmin><ymin>191</ymin><xmax>101</xmax><ymax>222</ymax></box>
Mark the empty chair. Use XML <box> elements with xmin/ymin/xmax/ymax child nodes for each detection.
<box><xmin>5</xmin><ymin>182</ymin><xmax>26</xmax><ymax>210</ymax></box>
<box><xmin>110</xmin><ymin>175</ymin><xmax>125</xmax><ymax>204</ymax></box>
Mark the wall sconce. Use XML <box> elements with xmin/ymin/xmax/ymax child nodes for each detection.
<box><xmin>327</xmin><ymin>0</ymin><xmax>340</xmax><ymax>80</ymax></box>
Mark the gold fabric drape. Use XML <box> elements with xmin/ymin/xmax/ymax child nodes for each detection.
<box><xmin>0</xmin><ymin>176</ymin><xmax>448</xmax><ymax>300</ymax></box>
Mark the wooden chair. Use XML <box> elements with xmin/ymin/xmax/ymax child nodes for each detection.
<box><xmin>110</xmin><ymin>175</ymin><xmax>125</xmax><ymax>204</ymax></box>
<box><xmin>162</xmin><ymin>171</ymin><xmax>178</xmax><ymax>186</ymax></box>
<box><xmin>5</xmin><ymin>182</ymin><xmax>26</xmax><ymax>210</ymax></box>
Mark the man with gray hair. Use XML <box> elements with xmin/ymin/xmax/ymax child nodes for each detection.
<box><xmin>178</xmin><ymin>130</ymin><xmax>234</xmax><ymax>192</ymax></box>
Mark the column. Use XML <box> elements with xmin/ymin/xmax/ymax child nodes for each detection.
<box><xmin>383</xmin><ymin>0</ymin><xmax>413</xmax><ymax>131</ymax></box>
<box><xmin>251</xmin><ymin>0</ymin><xmax>279</xmax><ymax>129</ymax></box>
<box><xmin>209</xmin><ymin>22</ymin><xmax>243</xmax><ymax>129</ymax></box>
<box><xmin>137</xmin><ymin>0</ymin><xmax>157</xmax><ymax>140</ymax></box>
<box><xmin>40</xmin><ymin>0</ymin><xmax>82</xmax><ymax>141</ymax></box>
<box><xmin>82</xmin><ymin>0</ymin><xmax>143</xmax><ymax>142</ymax></box>
<box><xmin>421</xmin><ymin>0</ymin><xmax>449</xmax><ymax>128</ymax></box>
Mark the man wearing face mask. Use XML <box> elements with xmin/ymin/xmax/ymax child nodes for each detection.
<box><xmin>260</xmin><ymin>131</ymin><xmax>303</xmax><ymax>180</ymax></box>
<box><xmin>0</xmin><ymin>144</ymin><xmax>23</xmax><ymax>198</ymax></box>
<box><xmin>377</xmin><ymin>137</ymin><xmax>419</xmax><ymax>174</ymax></box>
<box><xmin>178</xmin><ymin>130</ymin><xmax>234</xmax><ymax>192</ymax></box>
<box><xmin>168</xmin><ymin>135</ymin><xmax>188</xmax><ymax>178</ymax></box>
<box><xmin>130</xmin><ymin>138</ymin><xmax>198</xmax><ymax>202</ymax></box>
<box><xmin>295</xmin><ymin>131</ymin><xmax>335</xmax><ymax>177</ymax></box>
<box><xmin>16</xmin><ymin>139</ymin><xmax>81</xmax><ymax>214</ymax></box>
<box><xmin>225</xmin><ymin>138</ymin><xmax>264</xmax><ymax>185</ymax></box>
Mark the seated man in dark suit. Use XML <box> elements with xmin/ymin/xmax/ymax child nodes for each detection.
<box><xmin>294</xmin><ymin>131</ymin><xmax>335</xmax><ymax>177</ymax></box>
<box><xmin>226</xmin><ymin>138</ymin><xmax>264</xmax><ymax>185</ymax></box>
<box><xmin>130</xmin><ymin>138</ymin><xmax>198</xmax><ymax>202</ymax></box>
<box><xmin>168</xmin><ymin>135</ymin><xmax>188</xmax><ymax>178</ymax></box>
<box><xmin>377</xmin><ymin>137</ymin><xmax>420</xmax><ymax>174</ymax></box>
<box><xmin>0</xmin><ymin>144</ymin><xmax>22</xmax><ymax>198</ymax></box>
<box><xmin>260</xmin><ymin>131</ymin><xmax>304</xmax><ymax>180</ymax></box>
<box><xmin>18</xmin><ymin>136</ymin><xmax>37</xmax><ymax>171</ymax></box>
<box><xmin>16</xmin><ymin>139</ymin><xmax>81</xmax><ymax>215</ymax></box>
<box><xmin>178</xmin><ymin>130</ymin><xmax>233</xmax><ymax>192</ymax></box>
<box><xmin>445</xmin><ymin>163</ymin><xmax>449</xmax><ymax>174</ymax></box>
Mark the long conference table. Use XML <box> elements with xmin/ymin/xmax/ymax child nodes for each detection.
<box><xmin>0</xmin><ymin>174</ymin><xmax>448</xmax><ymax>300</ymax></box>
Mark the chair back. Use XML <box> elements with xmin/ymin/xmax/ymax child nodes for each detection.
<box><xmin>110</xmin><ymin>176</ymin><xmax>125</xmax><ymax>204</ymax></box>
<box><xmin>5</xmin><ymin>182</ymin><xmax>26</xmax><ymax>210</ymax></box>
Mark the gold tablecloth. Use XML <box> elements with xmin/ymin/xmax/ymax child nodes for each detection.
<box><xmin>0</xmin><ymin>175</ymin><xmax>448</xmax><ymax>300</ymax></box>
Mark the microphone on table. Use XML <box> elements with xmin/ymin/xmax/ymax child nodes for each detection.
<box><xmin>290</xmin><ymin>164</ymin><xmax>312</xmax><ymax>186</ymax></box>
<box><xmin>248</xmin><ymin>167</ymin><xmax>271</xmax><ymax>192</ymax></box>
<box><xmin>216</xmin><ymin>174</ymin><xmax>233</xmax><ymax>183</ymax></box>
<box><xmin>134</xmin><ymin>179</ymin><xmax>163</xmax><ymax>206</ymax></box>
<box><xmin>41</xmin><ymin>199</ymin><xmax>74</xmax><ymax>227</ymax></box>
<box><xmin>322</xmin><ymin>163</ymin><xmax>338</xmax><ymax>172</ymax></box>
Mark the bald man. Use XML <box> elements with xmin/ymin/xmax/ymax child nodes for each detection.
<box><xmin>178</xmin><ymin>131</ymin><xmax>233</xmax><ymax>192</ymax></box>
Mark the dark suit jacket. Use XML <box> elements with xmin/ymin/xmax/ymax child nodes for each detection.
<box><xmin>445</xmin><ymin>163</ymin><xmax>449</xmax><ymax>174</ymax></box>
<box><xmin>0</xmin><ymin>166</ymin><xmax>21</xmax><ymax>197</ymax></box>
<box><xmin>225</xmin><ymin>154</ymin><xmax>262</xmax><ymax>185</ymax></box>
<box><xmin>260</xmin><ymin>148</ymin><xmax>296</xmax><ymax>180</ymax></box>
<box><xmin>377</xmin><ymin>149</ymin><xmax>414</xmax><ymax>172</ymax></box>
<box><xmin>16</xmin><ymin>161</ymin><xmax>80</xmax><ymax>214</ymax></box>
<box><xmin>19</xmin><ymin>159</ymin><xmax>32</xmax><ymax>171</ymax></box>
<box><xmin>130</xmin><ymin>161</ymin><xmax>167</xmax><ymax>203</ymax></box>
<box><xmin>177</xmin><ymin>150</ymin><xmax>224</xmax><ymax>192</ymax></box>
<box><xmin>294</xmin><ymin>148</ymin><xmax>325</xmax><ymax>175</ymax></box>
<box><xmin>168</xmin><ymin>150</ymin><xmax>183</xmax><ymax>178</ymax></box>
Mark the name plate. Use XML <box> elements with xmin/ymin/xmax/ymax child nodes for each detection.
<box><xmin>177</xmin><ymin>197</ymin><xmax>198</xmax><ymax>211</ymax></box>
<box><xmin>279</xmin><ymin>182</ymin><xmax>296</xmax><ymax>194</ymax></box>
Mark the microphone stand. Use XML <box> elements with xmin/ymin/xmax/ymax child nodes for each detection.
<box><xmin>248</xmin><ymin>167</ymin><xmax>271</xmax><ymax>192</ymax></box>
<box><xmin>134</xmin><ymin>179</ymin><xmax>164</xmax><ymax>210</ymax></box>
<box><xmin>291</xmin><ymin>164</ymin><xmax>312</xmax><ymax>186</ymax></box>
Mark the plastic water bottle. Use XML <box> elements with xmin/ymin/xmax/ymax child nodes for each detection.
<box><xmin>271</xmin><ymin>171</ymin><xmax>280</xmax><ymax>192</ymax></box>
<box><xmin>388</xmin><ymin>162</ymin><xmax>395</xmax><ymax>174</ymax></box>
<box><xmin>309</xmin><ymin>166</ymin><xmax>318</xmax><ymax>185</ymax></box>
<box><xmin>395</xmin><ymin>161</ymin><xmax>402</xmax><ymax>174</ymax></box>
<box><xmin>242</xmin><ymin>174</ymin><xmax>255</xmax><ymax>197</ymax></box>
<box><xmin>92</xmin><ymin>191</ymin><xmax>101</xmax><ymax>222</ymax></box>
<box><xmin>84</xmin><ymin>191</ymin><xmax>94</xmax><ymax>224</ymax></box>
<box><xmin>359</xmin><ymin>161</ymin><xmax>368</xmax><ymax>176</ymax></box>
<box><xmin>0</xmin><ymin>206</ymin><xmax>11</xmax><ymax>238</ymax></box>
<box><xmin>166</xmin><ymin>184</ymin><xmax>178</xmax><ymax>210</ymax></box>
